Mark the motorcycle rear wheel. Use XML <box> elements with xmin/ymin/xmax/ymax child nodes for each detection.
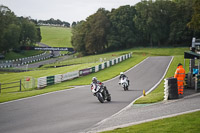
<box><xmin>107</xmin><ymin>94</ymin><xmax>111</xmax><ymax>102</ymax></box>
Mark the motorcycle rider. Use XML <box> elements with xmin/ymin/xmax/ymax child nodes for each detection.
<box><xmin>91</xmin><ymin>77</ymin><xmax>110</xmax><ymax>98</ymax></box>
<box><xmin>119</xmin><ymin>72</ymin><xmax>130</xmax><ymax>85</ymax></box>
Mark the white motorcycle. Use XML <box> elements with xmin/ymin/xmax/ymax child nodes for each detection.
<box><xmin>119</xmin><ymin>77</ymin><xmax>129</xmax><ymax>91</ymax></box>
<box><xmin>91</xmin><ymin>83</ymin><xmax>111</xmax><ymax>103</ymax></box>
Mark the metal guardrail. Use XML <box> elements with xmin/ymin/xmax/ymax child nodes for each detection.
<box><xmin>0</xmin><ymin>52</ymin><xmax>52</xmax><ymax>68</ymax></box>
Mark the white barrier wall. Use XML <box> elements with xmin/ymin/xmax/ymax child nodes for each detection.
<box><xmin>164</xmin><ymin>79</ymin><xmax>169</xmax><ymax>100</ymax></box>
<box><xmin>112</xmin><ymin>59</ymin><xmax>115</xmax><ymax>65</ymax></box>
<box><xmin>106</xmin><ymin>61</ymin><xmax>110</xmax><ymax>67</ymax></box>
<box><xmin>55</xmin><ymin>74</ymin><xmax>62</xmax><ymax>84</ymax></box>
<box><xmin>116</xmin><ymin>58</ymin><xmax>118</xmax><ymax>64</ymax></box>
<box><xmin>119</xmin><ymin>56</ymin><xmax>122</xmax><ymax>62</ymax></box>
<box><xmin>37</xmin><ymin>77</ymin><xmax>47</xmax><ymax>88</ymax></box>
<box><xmin>62</xmin><ymin>71</ymin><xmax>79</xmax><ymax>81</ymax></box>
<box><xmin>95</xmin><ymin>65</ymin><xmax>99</xmax><ymax>72</ymax></box>
<box><xmin>37</xmin><ymin>53</ymin><xmax>132</xmax><ymax>89</ymax></box>
<box><xmin>101</xmin><ymin>63</ymin><xmax>104</xmax><ymax>70</ymax></box>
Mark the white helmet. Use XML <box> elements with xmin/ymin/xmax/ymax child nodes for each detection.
<box><xmin>92</xmin><ymin>77</ymin><xmax>97</xmax><ymax>82</ymax></box>
<box><xmin>120</xmin><ymin>72</ymin><xmax>124</xmax><ymax>75</ymax></box>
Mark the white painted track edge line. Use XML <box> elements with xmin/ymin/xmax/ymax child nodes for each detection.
<box><xmin>146</xmin><ymin>56</ymin><xmax>174</xmax><ymax>95</ymax></box>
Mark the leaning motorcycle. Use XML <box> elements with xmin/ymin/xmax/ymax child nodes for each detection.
<box><xmin>119</xmin><ymin>77</ymin><xmax>129</xmax><ymax>91</ymax></box>
<box><xmin>91</xmin><ymin>83</ymin><xmax>111</xmax><ymax>103</ymax></box>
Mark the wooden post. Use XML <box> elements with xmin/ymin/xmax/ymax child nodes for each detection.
<box><xmin>20</xmin><ymin>80</ymin><xmax>21</xmax><ymax>91</ymax></box>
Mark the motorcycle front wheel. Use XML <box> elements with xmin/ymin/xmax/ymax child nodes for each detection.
<box><xmin>126</xmin><ymin>86</ymin><xmax>129</xmax><ymax>91</ymax></box>
<box><xmin>97</xmin><ymin>93</ymin><xmax>104</xmax><ymax>103</ymax></box>
<box><xmin>123</xmin><ymin>85</ymin><xmax>127</xmax><ymax>91</ymax></box>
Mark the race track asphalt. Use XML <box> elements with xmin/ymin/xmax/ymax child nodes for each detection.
<box><xmin>86</xmin><ymin>92</ymin><xmax>200</xmax><ymax>133</ymax></box>
<box><xmin>0</xmin><ymin>56</ymin><xmax>172</xmax><ymax>133</ymax></box>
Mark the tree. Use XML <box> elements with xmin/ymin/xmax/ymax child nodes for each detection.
<box><xmin>38</xmin><ymin>18</ymin><xmax>70</xmax><ymax>27</ymax></box>
<box><xmin>0</xmin><ymin>5</ymin><xmax>18</xmax><ymax>53</ymax></box>
<box><xmin>134</xmin><ymin>0</ymin><xmax>153</xmax><ymax>46</ymax></box>
<box><xmin>108</xmin><ymin>5</ymin><xmax>137</xmax><ymax>50</ymax></box>
<box><xmin>36</xmin><ymin>27</ymin><xmax>42</xmax><ymax>42</ymax></box>
<box><xmin>84</xmin><ymin>8</ymin><xmax>111</xmax><ymax>54</ymax></box>
<box><xmin>187</xmin><ymin>0</ymin><xmax>200</xmax><ymax>32</ymax></box>
<box><xmin>71</xmin><ymin>9</ymin><xmax>111</xmax><ymax>55</ymax></box>
<box><xmin>2</xmin><ymin>24</ymin><xmax>21</xmax><ymax>51</ymax></box>
<box><xmin>71</xmin><ymin>21</ymin><xmax>87</xmax><ymax>55</ymax></box>
<box><xmin>71</xmin><ymin>21</ymin><xmax>77</xmax><ymax>27</ymax></box>
<box><xmin>63</xmin><ymin>21</ymin><xmax>70</xmax><ymax>27</ymax></box>
<box><xmin>0</xmin><ymin>5</ymin><xmax>42</xmax><ymax>53</ymax></box>
<box><xmin>71</xmin><ymin>0</ymin><xmax>199</xmax><ymax>55</ymax></box>
<box><xmin>169</xmin><ymin>0</ymin><xmax>194</xmax><ymax>45</ymax></box>
<box><xmin>148</xmin><ymin>0</ymin><xmax>175</xmax><ymax>46</ymax></box>
<box><xmin>134</xmin><ymin>0</ymin><xmax>174</xmax><ymax>46</ymax></box>
<box><xmin>19</xmin><ymin>17</ymin><xmax>39</xmax><ymax>46</ymax></box>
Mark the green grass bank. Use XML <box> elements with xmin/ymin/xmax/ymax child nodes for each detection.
<box><xmin>40</xmin><ymin>26</ymin><xmax>72</xmax><ymax>47</ymax></box>
<box><xmin>101</xmin><ymin>111</ymin><xmax>200</xmax><ymax>133</ymax></box>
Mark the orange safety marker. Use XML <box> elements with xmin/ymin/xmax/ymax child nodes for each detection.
<box><xmin>143</xmin><ymin>89</ymin><xmax>146</xmax><ymax>96</ymax></box>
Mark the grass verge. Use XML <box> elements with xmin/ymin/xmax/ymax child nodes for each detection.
<box><xmin>0</xmin><ymin>84</ymin><xmax>72</xmax><ymax>103</ymax></box>
<box><xmin>101</xmin><ymin>111</ymin><xmax>200</xmax><ymax>133</ymax></box>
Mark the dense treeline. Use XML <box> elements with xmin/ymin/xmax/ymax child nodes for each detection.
<box><xmin>37</xmin><ymin>18</ymin><xmax>70</xmax><ymax>27</ymax></box>
<box><xmin>0</xmin><ymin>5</ymin><xmax>41</xmax><ymax>54</ymax></box>
<box><xmin>72</xmin><ymin>0</ymin><xmax>200</xmax><ymax>55</ymax></box>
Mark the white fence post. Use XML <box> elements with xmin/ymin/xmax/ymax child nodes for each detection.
<box><xmin>37</xmin><ymin>77</ymin><xmax>47</xmax><ymax>89</ymax></box>
<box><xmin>55</xmin><ymin>74</ymin><xmax>62</xmax><ymax>84</ymax></box>
<box><xmin>164</xmin><ymin>79</ymin><xmax>169</xmax><ymax>100</ymax></box>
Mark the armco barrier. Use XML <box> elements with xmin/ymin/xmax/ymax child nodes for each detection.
<box><xmin>0</xmin><ymin>52</ymin><xmax>51</xmax><ymax>68</ymax></box>
<box><xmin>37</xmin><ymin>53</ymin><xmax>132</xmax><ymax>89</ymax></box>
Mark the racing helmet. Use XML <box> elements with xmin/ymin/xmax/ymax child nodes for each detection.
<box><xmin>92</xmin><ymin>77</ymin><xmax>97</xmax><ymax>83</ymax></box>
<box><xmin>120</xmin><ymin>72</ymin><xmax>124</xmax><ymax>75</ymax></box>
